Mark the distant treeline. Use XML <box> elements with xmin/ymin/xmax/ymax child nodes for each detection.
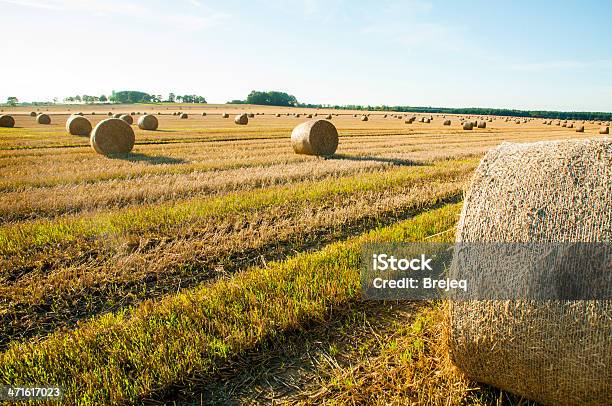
<box><xmin>296</xmin><ymin>104</ymin><xmax>612</xmax><ymax>121</ymax></box>
<box><xmin>228</xmin><ymin>91</ymin><xmax>297</xmax><ymax>107</ymax></box>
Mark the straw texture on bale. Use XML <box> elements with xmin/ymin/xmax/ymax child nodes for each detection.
<box><xmin>0</xmin><ymin>115</ymin><xmax>15</xmax><ymax>128</ymax></box>
<box><xmin>462</xmin><ymin>122</ymin><xmax>473</xmax><ymax>130</ymax></box>
<box><xmin>248</xmin><ymin>113</ymin><xmax>254</xmax><ymax>118</ymax></box>
<box><xmin>450</xmin><ymin>139</ymin><xmax>611</xmax><ymax>406</ymax></box>
<box><xmin>137</xmin><ymin>114</ymin><xmax>159</xmax><ymax>131</ymax></box>
<box><xmin>90</xmin><ymin>118</ymin><xmax>135</xmax><ymax>155</ymax></box>
<box><xmin>234</xmin><ymin>113</ymin><xmax>248</xmax><ymax>125</ymax></box>
<box><xmin>325</xmin><ymin>114</ymin><xmax>332</xmax><ymax>119</ymax></box>
<box><xmin>201</xmin><ymin>112</ymin><xmax>207</xmax><ymax>116</ymax></box>
<box><xmin>361</xmin><ymin>115</ymin><xmax>368</xmax><ymax>121</ymax></box>
<box><xmin>36</xmin><ymin>113</ymin><xmax>51</xmax><ymax>125</ymax></box>
<box><xmin>108</xmin><ymin>112</ymin><xmax>113</xmax><ymax>116</ymax></box>
<box><xmin>443</xmin><ymin>120</ymin><xmax>451</xmax><ymax>125</ymax></box>
<box><xmin>66</xmin><ymin>115</ymin><xmax>92</xmax><ymax>136</ymax></box>
<box><xmin>576</xmin><ymin>126</ymin><xmax>584</xmax><ymax>132</ymax></box>
<box><xmin>180</xmin><ymin>113</ymin><xmax>188</xmax><ymax>119</ymax></box>
<box><xmin>222</xmin><ymin>113</ymin><xmax>229</xmax><ymax>118</ymax></box>
<box><xmin>119</xmin><ymin>114</ymin><xmax>133</xmax><ymax>125</ymax></box>
<box><xmin>29</xmin><ymin>111</ymin><xmax>37</xmax><ymax>117</ymax></box>
<box><xmin>477</xmin><ymin>121</ymin><xmax>486</xmax><ymax>128</ymax></box>
<box><xmin>291</xmin><ymin>119</ymin><xmax>338</xmax><ymax>157</ymax></box>
<box><xmin>600</xmin><ymin>126</ymin><xmax>609</xmax><ymax>134</ymax></box>
<box><xmin>113</xmin><ymin>113</ymin><xmax>122</xmax><ymax>118</ymax></box>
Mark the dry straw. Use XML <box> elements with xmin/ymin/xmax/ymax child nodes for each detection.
<box><xmin>477</xmin><ymin>121</ymin><xmax>486</xmax><ymax>128</ymax></box>
<box><xmin>119</xmin><ymin>114</ymin><xmax>134</xmax><ymax>125</ymax></box>
<box><xmin>576</xmin><ymin>125</ymin><xmax>584</xmax><ymax>132</ymax></box>
<box><xmin>450</xmin><ymin>138</ymin><xmax>611</xmax><ymax>406</ymax></box>
<box><xmin>137</xmin><ymin>114</ymin><xmax>159</xmax><ymax>131</ymax></box>
<box><xmin>462</xmin><ymin>122</ymin><xmax>473</xmax><ymax>130</ymax></box>
<box><xmin>90</xmin><ymin>118</ymin><xmax>135</xmax><ymax>155</ymax></box>
<box><xmin>36</xmin><ymin>113</ymin><xmax>51</xmax><ymax>125</ymax></box>
<box><xmin>234</xmin><ymin>113</ymin><xmax>248</xmax><ymax>125</ymax></box>
<box><xmin>66</xmin><ymin>115</ymin><xmax>92</xmax><ymax>136</ymax></box>
<box><xmin>291</xmin><ymin>119</ymin><xmax>338</xmax><ymax>157</ymax></box>
<box><xmin>600</xmin><ymin>126</ymin><xmax>609</xmax><ymax>134</ymax></box>
<box><xmin>0</xmin><ymin>115</ymin><xmax>15</xmax><ymax>128</ymax></box>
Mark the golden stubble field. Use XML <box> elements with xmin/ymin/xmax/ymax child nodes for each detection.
<box><xmin>0</xmin><ymin>103</ymin><xmax>600</xmax><ymax>404</ymax></box>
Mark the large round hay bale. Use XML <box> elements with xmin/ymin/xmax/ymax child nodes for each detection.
<box><xmin>234</xmin><ymin>113</ymin><xmax>248</xmax><ymax>125</ymax></box>
<box><xmin>29</xmin><ymin>111</ymin><xmax>37</xmax><ymax>117</ymax></box>
<box><xmin>450</xmin><ymin>139</ymin><xmax>611</xmax><ymax>406</ymax></box>
<box><xmin>462</xmin><ymin>122</ymin><xmax>473</xmax><ymax>130</ymax></box>
<box><xmin>179</xmin><ymin>113</ymin><xmax>188</xmax><ymax>119</ymax></box>
<box><xmin>90</xmin><ymin>118</ymin><xmax>135</xmax><ymax>155</ymax></box>
<box><xmin>66</xmin><ymin>115</ymin><xmax>92</xmax><ymax>136</ymax></box>
<box><xmin>576</xmin><ymin>125</ymin><xmax>584</xmax><ymax>132</ymax></box>
<box><xmin>0</xmin><ymin>115</ymin><xmax>15</xmax><ymax>128</ymax></box>
<box><xmin>36</xmin><ymin>113</ymin><xmax>51</xmax><ymax>125</ymax></box>
<box><xmin>291</xmin><ymin>119</ymin><xmax>338</xmax><ymax>157</ymax></box>
<box><xmin>477</xmin><ymin>121</ymin><xmax>486</xmax><ymax>128</ymax></box>
<box><xmin>361</xmin><ymin>115</ymin><xmax>368</xmax><ymax>121</ymax></box>
<box><xmin>138</xmin><ymin>114</ymin><xmax>159</xmax><ymax>131</ymax></box>
<box><xmin>119</xmin><ymin>114</ymin><xmax>133</xmax><ymax>125</ymax></box>
<box><xmin>443</xmin><ymin>120</ymin><xmax>451</xmax><ymax>125</ymax></box>
<box><xmin>600</xmin><ymin>126</ymin><xmax>609</xmax><ymax>134</ymax></box>
<box><xmin>222</xmin><ymin>113</ymin><xmax>229</xmax><ymax>118</ymax></box>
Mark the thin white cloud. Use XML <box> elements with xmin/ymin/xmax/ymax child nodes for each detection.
<box><xmin>0</xmin><ymin>0</ymin><xmax>229</xmax><ymax>30</ymax></box>
<box><xmin>509</xmin><ymin>59</ymin><xmax>612</xmax><ymax>72</ymax></box>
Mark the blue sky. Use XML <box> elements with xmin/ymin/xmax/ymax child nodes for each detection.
<box><xmin>2</xmin><ymin>0</ymin><xmax>611</xmax><ymax>111</ymax></box>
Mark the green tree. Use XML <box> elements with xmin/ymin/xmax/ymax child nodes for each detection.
<box><xmin>99</xmin><ymin>95</ymin><xmax>108</xmax><ymax>102</ymax></box>
<box><xmin>6</xmin><ymin>97</ymin><xmax>18</xmax><ymax>106</ymax></box>
<box><xmin>167</xmin><ymin>93</ymin><xmax>175</xmax><ymax>103</ymax></box>
<box><xmin>246</xmin><ymin>90</ymin><xmax>297</xmax><ymax>106</ymax></box>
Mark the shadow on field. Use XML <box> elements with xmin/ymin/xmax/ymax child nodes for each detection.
<box><xmin>107</xmin><ymin>152</ymin><xmax>188</xmax><ymax>165</ymax></box>
<box><xmin>329</xmin><ymin>154</ymin><xmax>423</xmax><ymax>166</ymax></box>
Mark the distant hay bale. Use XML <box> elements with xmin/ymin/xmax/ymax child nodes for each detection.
<box><xmin>248</xmin><ymin>113</ymin><xmax>255</xmax><ymax>118</ymax></box>
<box><xmin>443</xmin><ymin>120</ymin><xmax>451</xmax><ymax>125</ymax></box>
<box><xmin>450</xmin><ymin>138</ymin><xmax>611</xmax><ymax>406</ymax></box>
<box><xmin>91</xmin><ymin>112</ymin><xmax>96</xmax><ymax>115</ymax></box>
<box><xmin>576</xmin><ymin>125</ymin><xmax>584</xmax><ymax>132</ymax></box>
<box><xmin>567</xmin><ymin>123</ymin><xmax>573</xmax><ymax>128</ymax></box>
<box><xmin>66</xmin><ymin>115</ymin><xmax>92</xmax><ymax>136</ymax></box>
<box><xmin>222</xmin><ymin>113</ymin><xmax>229</xmax><ymax>118</ymax></box>
<box><xmin>353</xmin><ymin>114</ymin><xmax>357</xmax><ymax>117</ymax></box>
<box><xmin>477</xmin><ymin>121</ymin><xmax>486</xmax><ymax>128</ymax></box>
<box><xmin>600</xmin><ymin>126</ymin><xmax>609</xmax><ymax>134</ymax></box>
<box><xmin>131</xmin><ymin>112</ymin><xmax>136</xmax><ymax>116</ymax></box>
<box><xmin>275</xmin><ymin>113</ymin><xmax>281</xmax><ymax>117</ymax></box>
<box><xmin>306</xmin><ymin>114</ymin><xmax>312</xmax><ymax>118</ymax></box>
<box><xmin>463</xmin><ymin>122</ymin><xmax>473</xmax><ymax>130</ymax></box>
<box><xmin>108</xmin><ymin>112</ymin><xmax>113</xmax><ymax>116</ymax></box>
<box><xmin>75</xmin><ymin>112</ymin><xmax>83</xmax><ymax>116</ymax></box>
<box><xmin>291</xmin><ymin>119</ymin><xmax>338</xmax><ymax>157</ymax></box>
<box><xmin>90</xmin><ymin>118</ymin><xmax>135</xmax><ymax>155</ymax></box>
<box><xmin>325</xmin><ymin>114</ymin><xmax>332</xmax><ymax>119</ymax></box>
<box><xmin>36</xmin><ymin>113</ymin><xmax>51</xmax><ymax>125</ymax></box>
<box><xmin>119</xmin><ymin>114</ymin><xmax>134</xmax><ymax>125</ymax></box>
<box><xmin>201</xmin><ymin>112</ymin><xmax>207</xmax><ymax>116</ymax></box>
<box><xmin>113</xmin><ymin>113</ymin><xmax>122</xmax><ymax>118</ymax></box>
<box><xmin>138</xmin><ymin>114</ymin><xmax>159</xmax><ymax>131</ymax></box>
<box><xmin>361</xmin><ymin>115</ymin><xmax>368</xmax><ymax>121</ymax></box>
<box><xmin>0</xmin><ymin>115</ymin><xmax>15</xmax><ymax>128</ymax></box>
<box><xmin>180</xmin><ymin>113</ymin><xmax>188</xmax><ymax>119</ymax></box>
<box><xmin>562</xmin><ymin>123</ymin><xmax>567</xmax><ymax>127</ymax></box>
<box><xmin>234</xmin><ymin>113</ymin><xmax>248</xmax><ymax>125</ymax></box>
<box><xmin>29</xmin><ymin>111</ymin><xmax>37</xmax><ymax>117</ymax></box>
<box><xmin>424</xmin><ymin>118</ymin><xmax>430</xmax><ymax>123</ymax></box>
<box><xmin>383</xmin><ymin>114</ymin><xmax>387</xmax><ymax>118</ymax></box>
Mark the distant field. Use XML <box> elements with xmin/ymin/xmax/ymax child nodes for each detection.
<box><xmin>0</xmin><ymin>104</ymin><xmax>595</xmax><ymax>404</ymax></box>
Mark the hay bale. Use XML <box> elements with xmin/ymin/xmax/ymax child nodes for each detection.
<box><xmin>222</xmin><ymin>113</ymin><xmax>229</xmax><ymax>118</ymax></box>
<box><xmin>201</xmin><ymin>112</ymin><xmax>207</xmax><ymax>116</ymax></box>
<box><xmin>291</xmin><ymin>119</ymin><xmax>338</xmax><ymax>157</ymax></box>
<box><xmin>576</xmin><ymin>125</ymin><xmax>584</xmax><ymax>132</ymax></box>
<box><xmin>248</xmin><ymin>113</ymin><xmax>255</xmax><ymax>118</ymax></box>
<box><xmin>600</xmin><ymin>126</ymin><xmax>609</xmax><ymax>134</ymax></box>
<box><xmin>108</xmin><ymin>112</ymin><xmax>113</xmax><ymax>116</ymax></box>
<box><xmin>450</xmin><ymin>138</ymin><xmax>611</xmax><ymax>406</ymax></box>
<box><xmin>325</xmin><ymin>114</ymin><xmax>332</xmax><ymax>119</ymax></box>
<box><xmin>361</xmin><ymin>115</ymin><xmax>368</xmax><ymax>121</ymax></box>
<box><xmin>36</xmin><ymin>113</ymin><xmax>51</xmax><ymax>125</ymax></box>
<box><xmin>137</xmin><ymin>114</ymin><xmax>159</xmax><ymax>131</ymax></box>
<box><xmin>90</xmin><ymin>118</ymin><xmax>135</xmax><ymax>155</ymax></box>
<box><xmin>75</xmin><ymin>112</ymin><xmax>84</xmax><ymax>116</ymax></box>
<box><xmin>275</xmin><ymin>113</ymin><xmax>281</xmax><ymax>117</ymax></box>
<box><xmin>424</xmin><ymin>118</ymin><xmax>430</xmax><ymax>123</ymax></box>
<box><xmin>477</xmin><ymin>121</ymin><xmax>486</xmax><ymax>128</ymax></box>
<box><xmin>306</xmin><ymin>114</ymin><xmax>312</xmax><ymax>118</ymax></box>
<box><xmin>113</xmin><ymin>113</ymin><xmax>122</xmax><ymax>118</ymax></box>
<box><xmin>443</xmin><ymin>120</ymin><xmax>451</xmax><ymax>125</ymax></box>
<box><xmin>567</xmin><ymin>123</ymin><xmax>574</xmax><ymax>128</ymax></box>
<box><xmin>119</xmin><ymin>114</ymin><xmax>134</xmax><ymax>125</ymax></box>
<box><xmin>29</xmin><ymin>111</ymin><xmax>37</xmax><ymax>117</ymax></box>
<box><xmin>180</xmin><ymin>113</ymin><xmax>188</xmax><ymax>119</ymax></box>
<box><xmin>66</xmin><ymin>115</ymin><xmax>92</xmax><ymax>136</ymax></box>
<box><xmin>234</xmin><ymin>113</ymin><xmax>248</xmax><ymax>125</ymax></box>
<box><xmin>463</xmin><ymin>122</ymin><xmax>473</xmax><ymax>130</ymax></box>
<box><xmin>562</xmin><ymin>123</ymin><xmax>567</xmax><ymax>127</ymax></box>
<box><xmin>0</xmin><ymin>115</ymin><xmax>15</xmax><ymax>128</ymax></box>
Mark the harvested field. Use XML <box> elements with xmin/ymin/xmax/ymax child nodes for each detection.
<box><xmin>0</xmin><ymin>103</ymin><xmax>603</xmax><ymax>404</ymax></box>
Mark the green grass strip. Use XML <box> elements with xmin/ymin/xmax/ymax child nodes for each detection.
<box><xmin>0</xmin><ymin>203</ymin><xmax>461</xmax><ymax>404</ymax></box>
